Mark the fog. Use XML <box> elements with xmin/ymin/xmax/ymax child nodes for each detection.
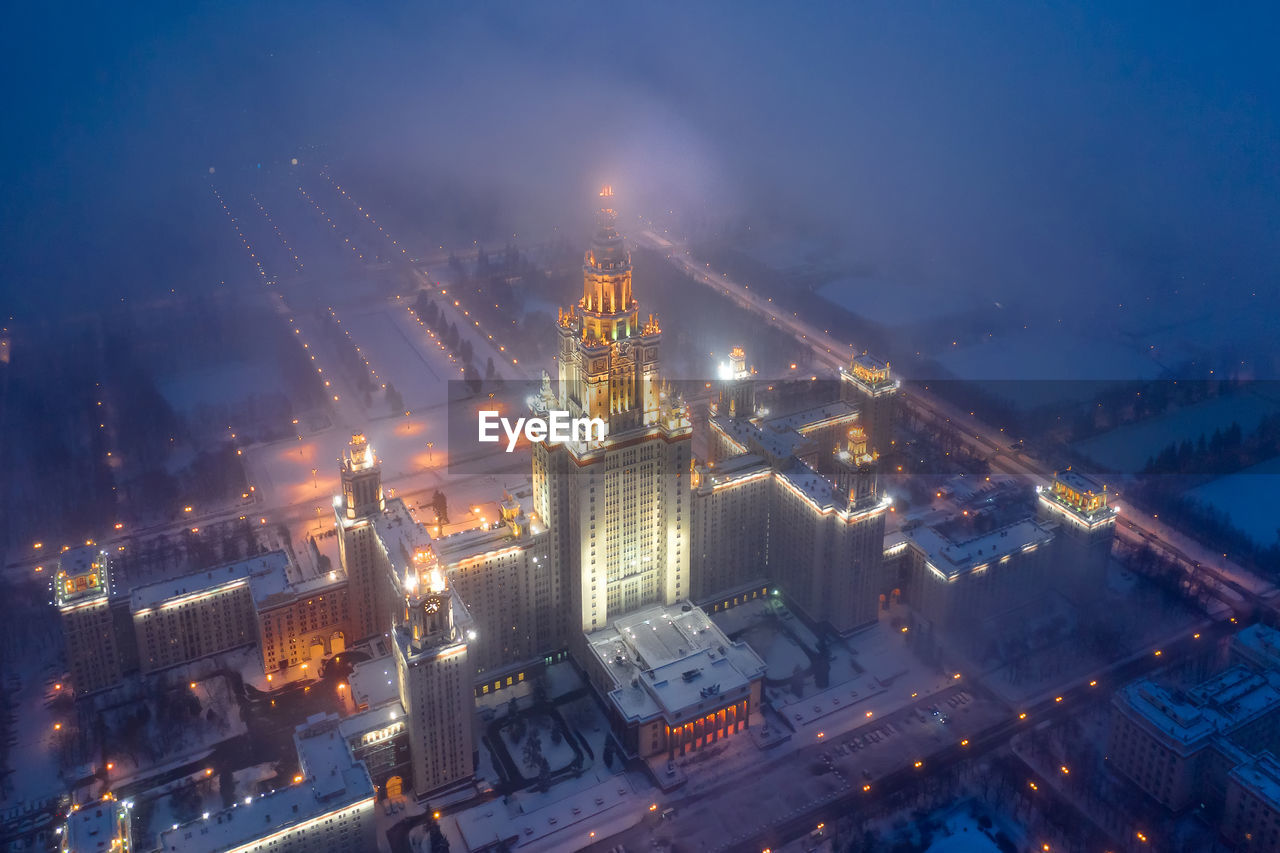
<box><xmin>4</xmin><ymin>1</ymin><xmax>1279</xmax><ymax>358</ymax></box>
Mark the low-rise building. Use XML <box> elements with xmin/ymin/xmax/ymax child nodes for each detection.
<box><xmin>583</xmin><ymin>601</ymin><xmax>765</xmax><ymax>759</ymax></box>
<box><xmin>1223</xmin><ymin>751</ymin><xmax>1280</xmax><ymax>849</ymax></box>
<box><xmin>1233</xmin><ymin>624</ymin><xmax>1280</xmax><ymax>674</ymax></box>
<box><xmin>60</xmin><ymin>797</ymin><xmax>133</xmax><ymax>852</ymax></box>
<box><xmin>155</xmin><ymin>713</ymin><xmax>376</xmax><ymax>853</ymax></box>
<box><xmin>1110</xmin><ymin>667</ymin><xmax>1280</xmax><ymax>811</ymax></box>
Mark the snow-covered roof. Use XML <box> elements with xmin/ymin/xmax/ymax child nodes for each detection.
<box><xmin>1230</xmin><ymin>751</ymin><xmax>1280</xmax><ymax>813</ymax></box>
<box><xmin>586</xmin><ymin>602</ymin><xmax>765</xmax><ymax>724</ymax></box>
<box><xmin>64</xmin><ymin>799</ymin><xmax>126</xmax><ymax>851</ymax></box>
<box><xmin>1233</xmin><ymin>623</ymin><xmax>1280</xmax><ymax>672</ymax></box>
<box><xmin>1115</xmin><ymin>668</ymin><xmax>1280</xmax><ymax>755</ymax></box>
<box><xmin>349</xmin><ymin>654</ymin><xmax>400</xmax><ymax>711</ymax></box>
<box><xmin>130</xmin><ymin>552</ymin><xmax>287</xmax><ymax>612</ymax></box>
<box><xmin>455</xmin><ymin>776</ymin><xmax>636</xmax><ymax>851</ymax></box>
<box><xmin>764</xmin><ymin>399</ymin><xmax>858</xmax><ymax>436</ymax></box>
<box><xmin>904</xmin><ymin>517</ymin><xmax>1055</xmax><ymax>580</ymax></box>
<box><xmin>155</xmin><ymin>714</ymin><xmax>373</xmax><ymax>853</ymax></box>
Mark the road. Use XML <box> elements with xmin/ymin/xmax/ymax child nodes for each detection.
<box><xmin>591</xmin><ymin>616</ymin><xmax>1232</xmax><ymax>853</ymax></box>
<box><xmin>632</xmin><ymin>230</ymin><xmax>1274</xmax><ymax>617</ymax></box>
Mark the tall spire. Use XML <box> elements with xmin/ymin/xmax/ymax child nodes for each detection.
<box><xmin>580</xmin><ymin>185</ymin><xmax>636</xmax><ymax>342</ymax></box>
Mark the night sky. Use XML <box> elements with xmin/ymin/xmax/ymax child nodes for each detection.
<box><xmin>4</xmin><ymin>1</ymin><xmax>1278</xmax><ymax>351</ymax></box>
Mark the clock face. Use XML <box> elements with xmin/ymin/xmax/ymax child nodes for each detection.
<box><xmin>425</xmin><ymin>598</ymin><xmax>440</xmax><ymax>614</ymax></box>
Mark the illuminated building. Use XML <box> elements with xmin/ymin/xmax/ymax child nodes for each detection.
<box><xmin>251</xmin><ymin>549</ymin><xmax>351</xmax><ymax>673</ymax></box>
<box><xmin>336</xmin><ymin>433</ymin><xmax>389</xmax><ymax>642</ymax></box>
<box><xmin>695</xmin><ymin>401</ymin><xmax>889</xmax><ymax>634</ymax></box>
<box><xmin>340</xmin><ymin>705</ymin><xmax>411</xmax><ymax>798</ymax></box>
<box><xmin>1036</xmin><ymin>469</ymin><xmax>1117</xmax><ymax>602</ymax></box>
<box><xmin>392</xmin><ymin>552</ymin><xmax>476</xmax><ymax>797</ymax></box>
<box><xmin>55</xmin><ymin>546</ymin><xmax>123</xmax><ymax>696</ymax></box>
<box><xmin>432</xmin><ymin>490</ymin><xmax>554</xmax><ymax>675</ymax></box>
<box><xmin>59</xmin><ymin>548</ymin><xmax>331</xmax><ymax>694</ymax></box>
<box><xmin>690</xmin><ymin>454</ymin><xmax>772</xmax><ymax>601</ymax></box>
<box><xmin>839</xmin><ymin>353</ymin><xmax>899</xmax><ymax>457</ymax></box>
<box><xmin>130</xmin><ymin>560</ymin><xmax>258</xmax><ymax>672</ymax></box>
<box><xmin>156</xmin><ymin>713</ymin><xmax>375</xmax><ymax>853</ymax></box>
<box><xmin>60</xmin><ymin>797</ymin><xmax>132</xmax><ymax>852</ymax></box>
<box><xmin>901</xmin><ymin>516</ymin><xmax>1055</xmax><ymax>639</ymax></box>
<box><xmin>769</xmin><ymin>459</ymin><xmax>888</xmax><ymax>634</ymax></box>
<box><xmin>532</xmin><ymin>186</ymin><xmax>692</xmax><ymax>635</ymax></box>
<box><xmin>583</xmin><ymin>601</ymin><xmax>765</xmax><ymax>759</ymax></box>
<box><xmin>716</xmin><ymin>346</ymin><xmax>755</xmax><ymax>420</ymax></box>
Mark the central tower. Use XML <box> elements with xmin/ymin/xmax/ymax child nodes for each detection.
<box><xmin>534</xmin><ymin>188</ymin><xmax>692</xmax><ymax>636</ymax></box>
<box><xmin>553</xmin><ymin>185</ymin><xmax>664</xmax><ymax>433</ymax></box>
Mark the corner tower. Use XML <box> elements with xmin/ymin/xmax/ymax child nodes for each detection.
<box><xmin>393</xmin><ymin>550</ymin><xmax>475</xmax><ymax>797</ymax></box>
<box><xmin>337</xmin><ymin>433</ymin><xmax>389</xmax><ymax>641</ymax></box>
<box><xmin>840</xmin><ymin>353</ymin><xmax>899</xmax><ymax>457</ymax></box>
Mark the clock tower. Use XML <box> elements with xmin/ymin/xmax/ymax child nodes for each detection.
<box><xmin>393</xmin><ymin>546</ymin><xmax>476</xmax><ymax>796</ymax></box>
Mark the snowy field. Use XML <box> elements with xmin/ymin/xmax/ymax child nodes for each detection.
<box><xmin>341</xmin><ymin>306</ymin><xmax>452</xmax><ymax>412</ymax></box>
<box><xmin>1188</xmin><ymin>455</ymin><xmax>1280</xmax><ymax>547</ymax></box>
<box><xmin>1074</xmin><ymin>388</ymin><xmax>1280</xmax><ymax>472</ymax></box>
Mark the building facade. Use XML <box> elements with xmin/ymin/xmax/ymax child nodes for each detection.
<box><xmin>1036</xmin><ymin>469</ymin><xmax>1117</xmax><ymax>602</ymax></box>
<box><xmin>583</xmin><ymin>601</ymin><xmax>765</xmax><ymax>759</ymax></box>
<box><xmin>252</xmin><ymin>561</ymin><xmax>351</xmax><ymax>673</ymax></box>
<box><xmin>131</xmin><ymin>562</ymin><xmax>258</xmax><ymax>672</ymax></box>
<box><xmin>55</xmin><ymin>546</ymin><xmax>123</xmax><ymax>696</ymax></box>
<box><xmin>1109</xmin><ymin>667</ymin><xmax>1280</xmax><ymax>812</ymax></box>
<box><xmin>156</xmin><ymin>713</ymin><xmax>376</xmax><ymax>853</ymax></box>
<box><xmin>839</xmin><ymin>353</ymin><xmax>899</xmax><ymax>458</ymax></box>
<box><xmin>532</xmin><ymin>187</ymin><xmax>692</xmax><ymax>636</ymax></box>
<box><xmin>336</xmin><ymin>433</ymin><xmax>388</xmax><ymax>643</ymax></box>
<box><xmin>392</xmin><ymin>559</ymin><xmax>477</xmax><ymax>797</ymax></box>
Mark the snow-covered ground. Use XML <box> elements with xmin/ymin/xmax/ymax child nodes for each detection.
<box><xmin>344</xmin><ymin>306</ymin><xmax>452</xmax><ymax>412</ymax></box>
<box><xmin>1074</xmin><ymin>388</ymin><xmax>1280</xmax><ymax>472</ymax></box>
<box><xmin>1188</xmin><ymin>454</ymin><xmax>1280</xmax><ymax>547</ymax></box>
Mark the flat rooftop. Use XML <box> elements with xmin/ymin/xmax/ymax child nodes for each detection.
<box><xmin>156</xmin><ymin>714</ymin><xmax>373</xmax><ymax>853</ymax></box>
<box><xmin>698</xmin><ymin>453</ymin><xmax>771</xmax><ymax>491</ymax></box>
<box><xmin>764</xmin><ymin>400</ymin><xmax>858</xmax><ymax>436</ymax></box>
<box><xmin>130</xmin><ymin>552</ymin><xmax>288</xmax><ymax>612</ymax></box>
<box><xmin>1234</xmin><ymin>623</ymin><xmax>1280</xmax><ymax>668</ymax></box>
<box><xmin>1230</xmin><ymin>751</ymin><xmax>1280</xmax><ymax>813</ymax></box>
<box><xmin>349</xmin><ymin>654</ymin><xmax>400</xmax><ymax>710</ymax></box>
<box><xmin>371</xmin><ymin>497</ymin><xmax>433</xmax><ymax>585</ymax></box>
<box><xmin>776</xmin><ymin>462</ymin><xmax>840</xmax><ymax>510</ymax></box>
<box><xmin>586</xmin><ymin>602</ymin><xmax>765</xmax><ymax>724</ymax></box>
<box><xmin>64</xmin><ymin>800</ymin><xmax>123</xmax><ymax>851</ymax></box>
<box><xmin>59</xmin><ymin>545</ymin><xmax>101</xmax><ymax>576</ymax></box>
<box><xmin>338</xmin><ymin>702</ymin><xmax>406</xmax><ymax>740</ymax></box>
<box><xmin>249</xmin><ymin>548</ymin><xmax>343</xmax><ymax>609</ymax></box>
<box><xmin>905</xmin><ymin>516</ymin><xmax>1055</xmax><ymax>580</ymax></box>
<box><xmin>1115</xmin><ymin>667</ymin><xmax>1280</xmax><ymax>754</ymax></box>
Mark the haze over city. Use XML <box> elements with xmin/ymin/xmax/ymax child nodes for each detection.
<box><xmin>3</xmin><ymin>4</ymin><xmax>1280</xmax><ymax>853</ymax></box>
